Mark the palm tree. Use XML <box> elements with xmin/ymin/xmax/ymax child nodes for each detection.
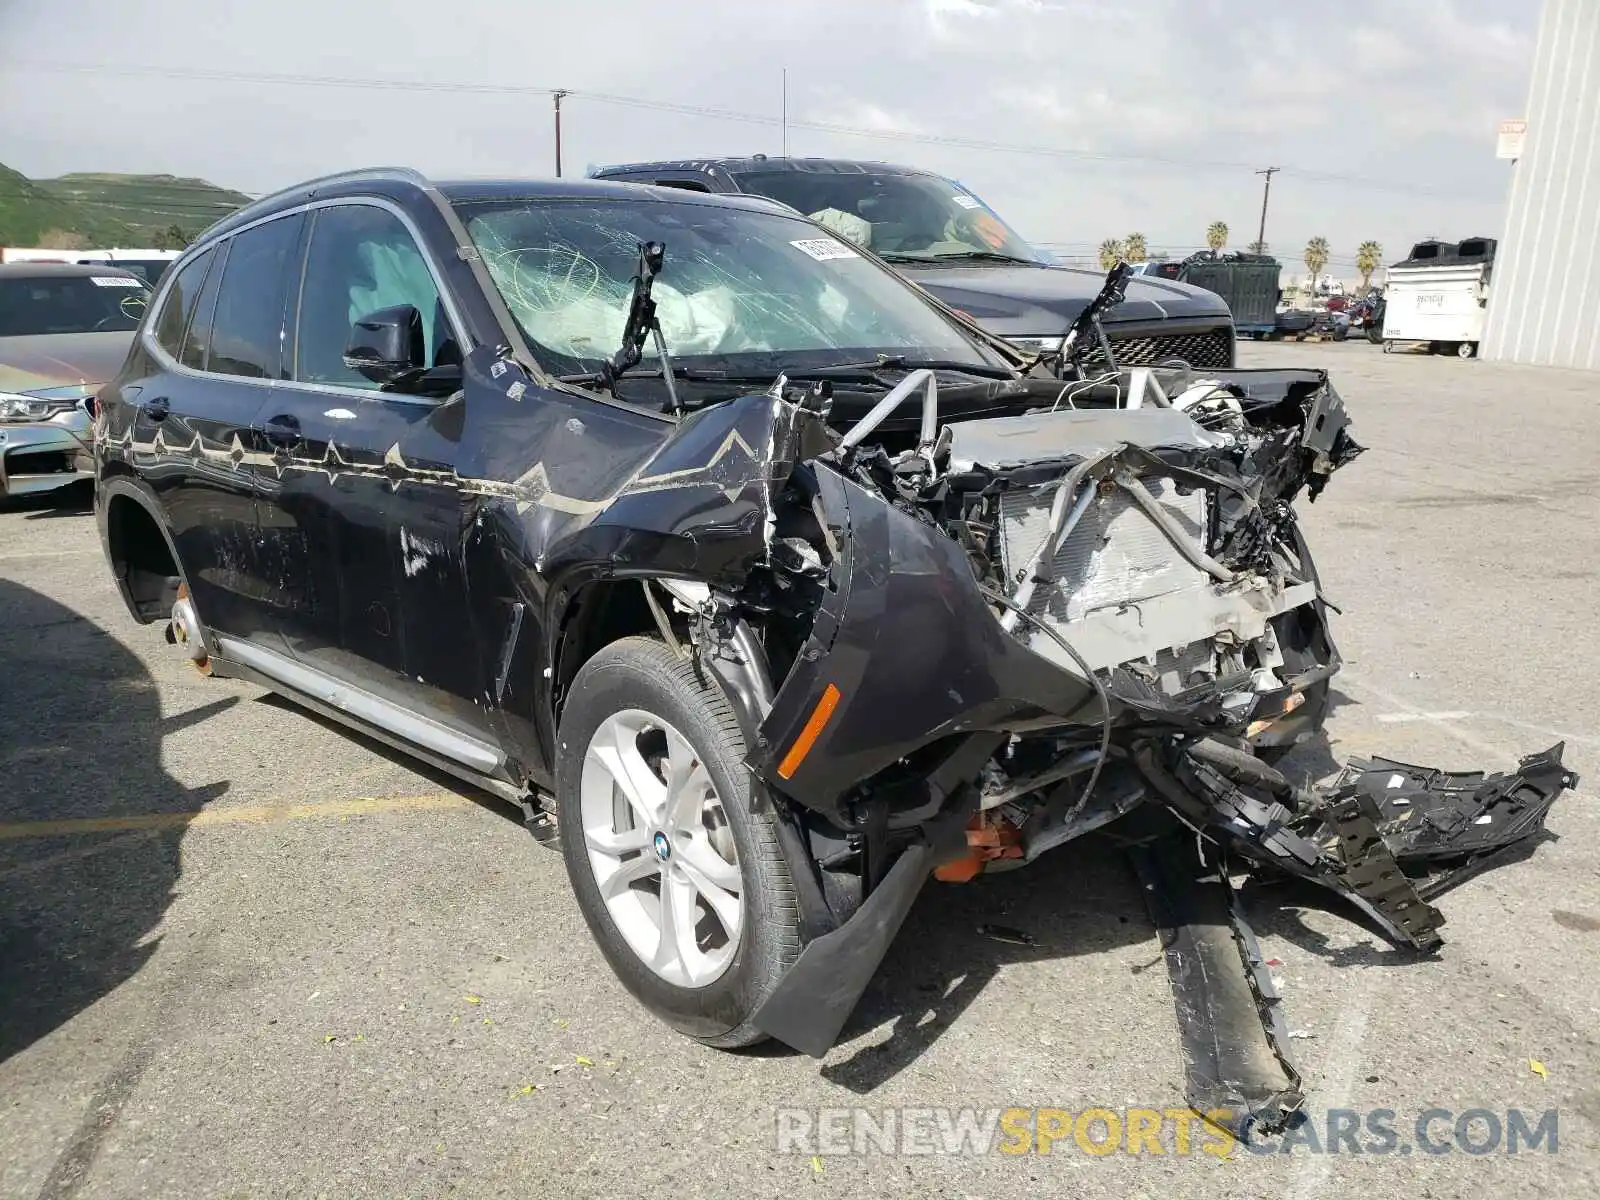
<box><xmin>1098</xmin><ymin>238</ymin><xmax>1124</xmax><ymax>270</ymax></box>
<box><xmin>1247</xmin><ymin>239</ymin><xmax>1268</xmax><ymax>255</ymax></box>
<box><xmin>1304</xmin><ymin>236</ymin><xmax>1330</xmax><ymax>295</ymax></box>
<box><xmin>1123</xmin><ymin>233</ymin><xmax>1149</xmax><ymax>263</ymax></box>
<box><xmin>1355</xmin><ymin>240</ymin><xmax>1383</xmax><ymax>291</ymax></box>
<box><xmin>1206</xmin><ymin>221</ymin><xmax>1228</xmax><ymax>254</ymax></box>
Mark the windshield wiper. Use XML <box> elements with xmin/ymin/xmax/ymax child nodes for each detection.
<box><xmin>925</xmin><ymin>250</ymin><xmax>1038</xmax><ymax>265</ymax></box>
<box><xmin>878</xmin><ymin>249</ymin><xmax>1037</xmax><ymax>266</ymax></box>
<box><xmin>559</xmin><ymin>356</ymin><xmax>1016</xmax><ymax>394</ymax></box>
<box><xmin>559</xmin><ymin>364</ymin><xmax>893</xmax><ymax>389</ymax></box>
<box><xmin>597</xmin><ymin>240</ymin><xmax>683</xmax><ymax>415</ymax></box>
<box><xmin>817</xmin><ymin>354</ymin><xmax>1017</xmax><ymax>379</ymax></box>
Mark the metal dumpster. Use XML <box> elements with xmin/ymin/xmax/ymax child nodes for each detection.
<box><xmin>1381</xmin><ymin>237</ymin><xmax>1496</xmax><ymax>357</ymax></box>
<box><xmin>1151</xmin><ymin>253</ymin><xmax>1282</xmax><ymax>337</ymax></box>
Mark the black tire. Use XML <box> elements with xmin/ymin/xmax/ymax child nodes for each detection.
<box><xmin>1366</xmin><ymin>324</ymin><xmax>1383</xmax><ymax>345</ymax></box>
<box><xmin>556</xmin><ymin>636</ymin><xmax>801</xmax><ymax>1048</ymax></box>
<box><xmin>1332</xmin><ymin>324</ymin><xmax>1348</xmax><ymax>341</ymax></box>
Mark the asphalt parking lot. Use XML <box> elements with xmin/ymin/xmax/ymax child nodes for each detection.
<box><xmin>2</xmin><ymin>341</ymin><xmax>1598</xmax><ymax>1199</ymax></box>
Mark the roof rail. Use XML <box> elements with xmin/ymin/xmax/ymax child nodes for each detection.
<box><xmin>201</xmin><ymin>166</ymin><xmax>433</xmax><ymax>240</ymax></box>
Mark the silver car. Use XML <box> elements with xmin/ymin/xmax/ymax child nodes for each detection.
<box><xmin>0</xmin><ymin>263</ymin><xmax>149</xmax><ymax>499</ymax></box>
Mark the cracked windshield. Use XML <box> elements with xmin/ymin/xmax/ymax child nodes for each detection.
<box><xmin>453</xmin><ymin>197</ymin><xmax>1006</xmax><ymax>380</ymax></box>
<box><xmin>731</xmin><ymin>169</ymin><xmax>1042</xmax><ymax>264</ymax></box>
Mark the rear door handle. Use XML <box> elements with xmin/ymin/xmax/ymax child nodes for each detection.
<box><xmin>142</xmin><ymin>396</ymin><xmax>169</xmax><ymax>421</ymax></box>
<box><xmin>258</xmin><ymin>414</ymin><xmax>301</xmax><ymax>446</ymax></box>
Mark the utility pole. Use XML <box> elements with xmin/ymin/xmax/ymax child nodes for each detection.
<box><xmin>1254</xmin><ymin>166</ymin><xmax>1279</xmax><ymax>251</ymax></box>
<box><xmin>781</xmin><ymin>68</ymin><xmax>788</xmax><ymax>157</ymax></box>
<box><xmin>553</xmin><ymin>90</ymin><xmax>570</xmax><ymax>177</ymax></box>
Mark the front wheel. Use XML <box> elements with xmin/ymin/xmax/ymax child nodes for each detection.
<box><xmin>556</xmin><ymin>636</ymin><xmax>801</xmax><ymax>1048</ymax></box>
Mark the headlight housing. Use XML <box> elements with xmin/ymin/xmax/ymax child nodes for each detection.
<box><xmin>0</xmin><ymin>384</ymin><xmax>95</xmax><ymax>422</ymax></box>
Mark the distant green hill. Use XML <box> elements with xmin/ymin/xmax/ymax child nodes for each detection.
<box><xmin>0</xmin><ymin>162</ymin><xmax>135</xmax><ymax>246</ymax></box>
<box><xmin>38</xmin><ymin>172</ymin><xmax>252</xmax><ymax>243</ymax></box>
<box><xmin>0</xmin><ymin>163</ymin><xmax>249</xmax><ymax>248</ymax></box>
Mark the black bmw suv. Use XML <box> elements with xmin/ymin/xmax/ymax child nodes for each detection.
<box><xmin>592</xmin><ymin>156</ymin><xmax>1237</xmax><ymax>368</ymax></box>
<box><xmin>96</xmin><ymin>167</ymin><xmax>1448</xmax><ymax>1098</ymax></box>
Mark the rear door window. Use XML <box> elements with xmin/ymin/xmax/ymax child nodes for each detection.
<box><xmin>206</xmin><ymin>214</ymin><xmax>305</xmax><ymax>379</ymax></box>
<box><xmin>153</xmin><ymin>249</ymin><xmax>215</xmax><ymax>359</ymax></box>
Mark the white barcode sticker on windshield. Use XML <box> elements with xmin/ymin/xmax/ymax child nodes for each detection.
<box><xmin>790</xmin><ymin>238</ymin><xmax>858</xmax><ymax>262</ymax></box>
<box><xmin>90</xmin><ymin>275</ymin><xmax>145</xmax><ymax>287</ymax></box>
<box><xmin>952</xmin><ymin>193</ymin><xmax>983</xmax><ymax>209</ymax></box>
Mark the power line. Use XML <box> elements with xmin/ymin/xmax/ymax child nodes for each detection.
<box><xmin>5</xmin><ymin>59</ymin><xmax>1481</xmax><ymax>201</ymax></box>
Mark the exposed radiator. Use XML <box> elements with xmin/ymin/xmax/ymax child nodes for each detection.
<box><xmin>998</xmin><ymin>476</ymin><xmax>1220</xmax><ymax>673</ymax></box>
<box><xmin>1000</xmin><ymin>476</ymin><xmax>1209</xmax><ymax>623</ymax></box>
<box><xmin>996</xmin><ymin>471</ymin><xmax>1316</xmax><ymax>682</ymax></box>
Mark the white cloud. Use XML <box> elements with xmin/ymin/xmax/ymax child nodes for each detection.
<box><xmin>0</xmin><ymin>0</ymin><xmax>1538</xmax><ymax>267</ymax></box>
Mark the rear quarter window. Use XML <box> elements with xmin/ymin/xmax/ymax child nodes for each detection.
<box><xmin>153</xmin><ymin>249</ymin><xmax>215</xmax><ymax>359</ymax></box>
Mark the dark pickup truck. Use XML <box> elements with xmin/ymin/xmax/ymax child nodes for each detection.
<box><xmin>591</xmin><ymin>156</ymin><xmax>1236</xmax><ymax>369</ymax></box>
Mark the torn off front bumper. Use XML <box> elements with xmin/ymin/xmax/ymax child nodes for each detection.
<box><xmin>1133</xmin><ymin>742</ymin><xmax>1576</xmax><ymax>1138</ymax></box>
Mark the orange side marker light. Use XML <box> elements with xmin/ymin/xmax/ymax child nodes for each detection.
<box><xmin>776</xmin><ymin>684</ymin><xmax>842</xmax><ymax>780</ymax></box>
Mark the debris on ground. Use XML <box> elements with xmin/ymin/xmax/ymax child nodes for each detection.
<box><xmin>976</xmin><ymin>924</ymin><xmax>1036</xmax><ymax>946</ymax></box>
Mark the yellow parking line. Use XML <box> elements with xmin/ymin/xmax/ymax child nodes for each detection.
<box><xmin>0</xmin><ymin>793</ymin><xmax>473</xmax><ymax>841</ymax></box>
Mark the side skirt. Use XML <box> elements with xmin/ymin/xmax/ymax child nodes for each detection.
<box><xmin>209</xmin><ymin>636</ymin><xmax>527</xmax><ymax>808</ymax></box>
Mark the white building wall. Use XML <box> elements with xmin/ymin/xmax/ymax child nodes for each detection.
<box><xmin>1481</xmin><ymin>0</ymin><xmax>1600</xmax><ymax>369</ymax></box>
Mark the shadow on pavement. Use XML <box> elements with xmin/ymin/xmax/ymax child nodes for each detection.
<box><xmin>0</xmin><ymin>479</ymin><xmax>95</xmax><ymax>518</ymax></box>
<box><xmin>821</xmin><ymin>835</ymin><xmax>1152</xmax><ymax>1093</ymax></box>
<box><xmin>0</xmin><ymin>578</ymin><xmax>227</xmax><ymax>1064</ymax></box>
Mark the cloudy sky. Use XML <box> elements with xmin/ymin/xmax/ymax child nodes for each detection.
<box><xmin>0</xmin><ymin>0</ymin><xmax>1538</xmax><ymax>274</ymax></box>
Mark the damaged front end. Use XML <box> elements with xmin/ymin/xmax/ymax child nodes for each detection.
<box><xmin>636</xmin><ymin>360</ymin><xmax>1575</xmax><ymax>1133</ymax></box>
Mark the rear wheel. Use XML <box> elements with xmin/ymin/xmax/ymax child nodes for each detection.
<box><xmin>556</xmin><ymin>636</ymin><xmax>800</xmax><ymax>1047</ymax></box>
<box><xmin>1458</xmin><ymin>341</ymin><xmax>1477</xmax><ymax>359</ymax></box>
<box><xmin>168</xmin><ymin>583</ymin><xmax>212</xmax><ymax>675</ymax></box>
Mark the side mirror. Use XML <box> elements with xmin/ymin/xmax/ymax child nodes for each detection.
<box><xmin>343</xmin><ymin>305</ymin><xmax>425</xmax><ymax>386</ymax></box>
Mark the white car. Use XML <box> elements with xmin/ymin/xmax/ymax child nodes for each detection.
<box><xmin>0</xmin><ymin>263</ymin><xmax>149</xmax><ymax>499</ymax></box>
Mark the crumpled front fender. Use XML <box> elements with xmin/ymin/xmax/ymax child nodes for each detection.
<box><xmin>748</xmin><ymin>463</ymin><xmax>1095</xmax><ymax>817</ymax></box>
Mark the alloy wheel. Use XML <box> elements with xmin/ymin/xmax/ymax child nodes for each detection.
<box><xmin>578</xmin><ymin>709</ymin><xmax>743</xmax><ymax>987</ymax></box>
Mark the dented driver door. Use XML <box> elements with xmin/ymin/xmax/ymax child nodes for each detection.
<box><xmin>254</xmin><ymin>200</ymin><xmax>500</xmax><ymax>750</ymax></box>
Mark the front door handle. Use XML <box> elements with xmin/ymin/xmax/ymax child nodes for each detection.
<box><xmin>143</xmin><ymin>396</ymin><xmax>170</xmax><ymax>422</ymax></box>
<box><xmin>258</xmin><ymin>414</ymin><xmax>301</xmax><ymax>446</ymax></box>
